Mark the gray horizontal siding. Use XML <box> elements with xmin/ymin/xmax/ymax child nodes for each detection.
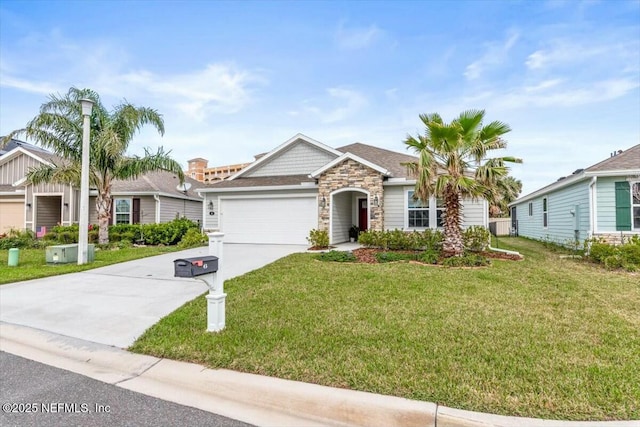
<box><xmin>383</xmin><ymin>185</ymin><xmax>487</xmax><ymax>230</ymax></box>
<box><xmin>246</xmin><ymin>142</ymin><xmax>337</xmax><ymax>177</ymax></box>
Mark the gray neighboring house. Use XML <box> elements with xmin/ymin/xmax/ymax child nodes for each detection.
<box><xmin>0</xmin><ymin>139</ymin><xmax>203</xmax><ymax>234</ymax></box>
<box><xmin>509</xmin><ymin>144</ymin><xmax>640</xmax><ymax>246</ymax></box>
<box><xmin>198</xmin><ymin>133</ymin><xmax>489</xmax><ymax>245</ymax></box>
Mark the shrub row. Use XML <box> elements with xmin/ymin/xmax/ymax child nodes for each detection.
<box><xmin>1</xmin><ymin>218</ymin><xmax>203</xmax><ymax>249</ymax></box>
<box><xmin>357</xmin><ymin>226</ymin><xmax>491</xmax><ymax>252</ymax></box>
<box><xmin>587</xmin><ymin>235</ymin><xmax>640</xmax><ymax>272</ymax></box>
<box><xmin>358</xmin><ymin>229</ymin><xmax>444</xmax><ymax>251</ymax></box>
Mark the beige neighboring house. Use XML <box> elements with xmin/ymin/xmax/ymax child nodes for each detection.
<box><xmin>0</xmin><ymin>139</ymin><xmax>203</xmax><ymax>234</ymax></box>
<box><xmin>198</xmin><ymin>133</ymin><xmax>489</xmax><ymax>245</ymax></box>
<box><xmin>186</xmin><ymin>157</ymin><xmax>251</xmax><ymax>183</ymax></box>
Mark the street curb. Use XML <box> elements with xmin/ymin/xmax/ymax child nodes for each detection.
<box><xmin>1</xmin><ymin>322</ymin><xmax>637</xmax><ymax>427</ymax></box>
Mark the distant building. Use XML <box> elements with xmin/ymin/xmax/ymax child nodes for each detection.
<box><xmin>185</xmin><ymin>158</ymin><xmax>251</xmax><ymax>183</ymax></box>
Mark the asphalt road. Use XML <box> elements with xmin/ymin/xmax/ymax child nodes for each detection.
<box><xmin>0</xmin><ymin>352</ymin><xmax>255</xmax><ymax>427</ymax></box>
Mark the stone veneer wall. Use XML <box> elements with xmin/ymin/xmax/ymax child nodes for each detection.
<box><xmin>593</xmin><ymin>232</ymin><xmax>639</xmax><ymax>245</ymax></box>
<box><xmin>317</xmin><ymin>159</ymin><xmax>384</xmax><ymax>231</ymax></box>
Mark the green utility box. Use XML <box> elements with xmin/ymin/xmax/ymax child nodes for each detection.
<box><xmin>46</xmin><ymin>244</ymin><xmax>95</xmax><ymax>264</ymax></box>
<box><xmin>8</xmin><ymin>248</ymin><xmax>19</xmax><ymax>266</ymax></box>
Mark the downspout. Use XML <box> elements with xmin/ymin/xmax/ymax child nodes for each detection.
<box><xmin>588</xmin><ymin>176</ymin><xmax>597</xmax><ymax>240</ymax></box>
<box><xmin>153</xmin><ymin>194</ymin><xmax>161</xmax><ymax>224</ymax></box>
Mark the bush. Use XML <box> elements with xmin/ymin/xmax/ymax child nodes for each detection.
<box><xmin>307</xmin><ymin>229</ymin><xmax>330</xmax><ymax>248</ymax></box>
<box><xmin>358</xmin><ymin>229</ymin><xmax>443</xmax><ymax>251</ymax></box>
<box><xmin>588</xmin><ymin>240</ymin><xmax>616</xmax><ymax>263</ymax></box>
<box><xmin>316</xmin><ymin>250</ymin><xmax>356</xmax><ymax>262</ymax></box>
<box><xmin>178</xmin><ymin>228</ymin><xmax>208</xmax><ymax>249</ymax></box>
<box><xmin>442</xmin><ymin>253</ymin><xmax>490</xmax><ymax>268</ymax></box>
<box><xmin>0</xmin><ymin>229</ymin><xmax>39</xmax><ymax>249</ymax></box>
<box><xmin>419</xmin><ymin>250</ymin><xmax>440</xmax><ymax>264</ymax></box>
<box><xmin>463</xmin><ymin>226</ymin><xmax>490</xmax><ymax>252</ymax></box>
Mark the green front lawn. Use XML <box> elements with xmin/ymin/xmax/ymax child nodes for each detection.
<box><xmin>129</xmin><ymin>238</ymin><xmax>636</xmax><ymax>420</ymax></box>
<box><xmin>0</xmin><ymin>246</ymin><xmax>182</xmax><ymax>285</ymax></box>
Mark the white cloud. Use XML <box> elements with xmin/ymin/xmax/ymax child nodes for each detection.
<box><xmin>299</xmin><ymin>87</ymin><xmax>368</xmax><ymax>124</ymax></box>
<box><xmin>120</xmin><ymin>64</ymin><xmax>263</xmax><ymax>120</ymax></box>
<box><xmin>0</xmin><ymin>74</ymin><xmax>60</xmax><ymax>95</ymax></box>
<box><xmin>335</xmin><ymin>23</ymin><xmax>382</xmax><ymax>50</ymax></box>
<box><xmin>464</xmin><ymin>31</ymin><xmax>520</xmax><ymax>80</ymax></box>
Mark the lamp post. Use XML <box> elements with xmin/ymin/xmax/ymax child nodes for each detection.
<box><xmin>78</xmin><ymin>98</ymin><xmax>94</xmax><ymax>265</ymax></box>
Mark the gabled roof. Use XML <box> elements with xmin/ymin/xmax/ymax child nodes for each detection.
<box><xmin>511</xmin><ymin>144</ymin><xmax>640</xmax><ymax>206</ymax></box>
<box><xmin>111</xmin><ymin>171</ymin><xmax>203</xmax><ymax>200</ymax></box>
<box><xmin>228</xmin><ymin>133</ymin><xmax>341</xmax><ymax>180</ymax></box>
<box><xmin>0</xmin><ymin>145</ymin><xmax>57</xmax><ymax>167</ymax></box>
<box><xmin>336</xmin><ymin>143</ymin><xmax>417</xmax><ymax>179</ymax></box>
<box><xmin>310</xmin><ymin>152</ymin><xmax>392</xmax><ymax>178</ymax></box>
<box><xmin>585</xmin><ymin>144</ymin><xmax>640</xmax><ymax>174</ymax></box>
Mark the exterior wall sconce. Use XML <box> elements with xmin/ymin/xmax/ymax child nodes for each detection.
<box><xmin>320</xmin><ymin>196</ymin><xmax>327</xmax><ymax>208</ymax></box>
<box><xmin>64</xmin><ymin>202</ymin><xmax>69</xmax><ymax>208</ymax></box>
<box><xmin>26</xmin><ymin>203</ymin><xmax>32</xmax><ymax>208</ymax></box>
<box><xmin>373</xmin><ymin>195</ymin><xmax>379</xmax><ymax>207</ymax></box>
<box><xmin>208</xmin><ymin>200</ymin><xmax>215</xmax><ymax>216</ymax></box>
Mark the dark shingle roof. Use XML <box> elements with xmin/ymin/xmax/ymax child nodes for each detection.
<box><xmin>204</xmin><ymin>174</ymin><xmax>315</xmax><ymax>189</ymax></box>
<box><xmin>111</xmin><ymin>171</ymin><xmax>203</xmax><ymax>198</ymax></box>
<box><xmin>585</xmin><ymin>144</ymin><xmax>640</xmax><ymax>172</ymax></box>
<box><xmin>337</xmin><ymin>143</ymin><xmax>417</xmax><ymax>178</ymax></box>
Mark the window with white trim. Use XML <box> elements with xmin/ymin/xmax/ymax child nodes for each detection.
<box><xmin>542</xmin><ymin>197</ymin><xmax>548</xmax><ymax>228</ymax></box>
<box><xmin>408</xmin><ymin>191</ymin><xmax>429</xmax><ymax>228</ymax></box>
<box><xmin>114</xmin><ymin>198</ymin><xmax>132</xmax><ymax>224</ymax></box>
<box><xmin>633</xmin><ymin>182</ymin><xmax>640</xmax><ymax>230</ymax></box>
<box><xmin>436</xmin><ymin>198</ymin><xmax>445</xmax><ymax>227</ymax></box>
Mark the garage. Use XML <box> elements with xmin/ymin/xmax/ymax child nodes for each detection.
<box><xmin>220</xmin><ymin>196</ymin><xmax>317</xmax><ymax>244</ymax></box>
<box><xmin>0</xmin><ymin>200</ymin><xmax>25</xmax><ymax>233</ymax></box>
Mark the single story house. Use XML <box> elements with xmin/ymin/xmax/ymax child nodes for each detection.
<box><xmin>197</xmin><ymin>133</ymin><xmax>489</xmax><ymax>245</ymax></box>
<box><xmin>0</xmin><ymin>139</ymin><xmax>203</xmax><ymax>234</ymax></box>
<box><xmin>509</xmin><ymin>144</ymin><xmax>640</xmax><ymax>245</ymax></box>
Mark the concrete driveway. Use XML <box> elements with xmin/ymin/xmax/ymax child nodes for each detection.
<box><xmin>0</xmin><ymin>244</ymin><xmax>306</xmax><ymax>348</ymax></box>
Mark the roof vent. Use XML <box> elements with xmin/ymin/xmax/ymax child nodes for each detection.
<box><xmin>557</xmin><ymin>176</ymin><xmax>566</xmax><ymax>181</ymax></box>
<box><xmin>572</xmin><ymin>168</ymin><xmax>584</xmax><ymax>175</ymax></box>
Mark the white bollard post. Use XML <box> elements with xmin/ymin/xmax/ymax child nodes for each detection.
<box><xmin>205</xmin><ymin>232</ymin><xmax>226</xmax><ymax>332</ymax></box>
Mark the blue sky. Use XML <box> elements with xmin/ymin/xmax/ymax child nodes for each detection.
<box><xmin>1</xmin><ymin>0</ymin><xmax>638</xmax><ymax>195</ymax></box>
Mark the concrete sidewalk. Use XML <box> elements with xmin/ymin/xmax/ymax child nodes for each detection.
<box><xmin>1</xmin><ymin>323</ymin><xmax>634</xmax><ymax>427</ymax></box>
<box><xmin>0</xmin><ymin>244</ymin><xmax>306</xmax><ymax>347</ymax></box>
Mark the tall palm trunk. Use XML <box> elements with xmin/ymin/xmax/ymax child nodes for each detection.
<box><xmin>96</xmin><ymin>192</ymin><xmax>112</xmax><ymax>244</ymax></box>
<box><xmin>442</xmin><ymin>186</ymin><xmax>464</xmax><ymax>256</ymax></box>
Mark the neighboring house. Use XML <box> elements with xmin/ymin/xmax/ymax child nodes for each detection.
<box><xmin>197</xmin><ymin>133</ymin><xmax>489</xmax><ymax>245</ymax></box>
<box><xmin>509</xmin><ymin>144</ymin><xmax>640</xmax><ymax>246</ymax></box>
<box><xmin>0</xmin><ymin>139</ymin><xmax>203</xmax><ymax>233</ymax></box>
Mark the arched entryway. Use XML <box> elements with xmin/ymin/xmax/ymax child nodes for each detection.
<box><xmin>329</xmin><ymin>188</ymin><xmax>370</xmax><ymax>244</ymax></box>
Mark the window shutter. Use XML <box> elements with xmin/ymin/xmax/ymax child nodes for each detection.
<box><xmin>615</xmin><ymin>181</ymin><xmax>631</xmax><ymax>231</ymax></box>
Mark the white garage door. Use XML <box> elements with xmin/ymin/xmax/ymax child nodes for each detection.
<box><xmin>221</xmin><ymin>196</ymin><xmax>317</xmax><ymax>244</ymax></box>
<box><xmin>0</xmin><ymin>201</ymin><xmax>25</xmax><ymax>233</ymax></box>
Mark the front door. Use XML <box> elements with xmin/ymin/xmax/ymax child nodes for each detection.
<box><xmin>358</xmin><ymin>198</ymin><xmax>368</xmax><ymax>231</ymax></box>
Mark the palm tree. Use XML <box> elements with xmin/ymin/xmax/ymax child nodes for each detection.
<box><xmin>4</xmin><ymin>87</ymin><xmax>184</xmax><ymax>244</ymax></box>
<box><xmin>489</xmin><ymin>175</ymin><xmax>522</xmax><ymax>217</ymax></box>
<box><xmin>404</xmin><ymin>109</ymin><xmax>522</xmax><ymax>256</ymax></box>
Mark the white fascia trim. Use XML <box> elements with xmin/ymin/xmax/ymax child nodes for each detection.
<box><xmin>584</xmin><ymin>169</ymin><xmax>640</xmax><ymax>177</ymax></box>
<box><xmin>0</xmin><ymin>147</ymin><xmax>52</xmax><ymax>167</ymax></box>
<box><xmin>509</xmin><ymin>173</ymin><xmax>588</xmax><ymax>207</ymax></box>
<box><xmin>110</xmin><ymin>191</ymin><xmax>202</xmax><ymax>201</ymax></box>
<box><xmin>13</xmin><ymin>177</ymin><xmax>27</xmax><ymax>186</ymax></box>
<box><xmin>198</xmin><ymin>183</ymin><xmax>319</xmax><ymax>194</ymax></box>
<box><xmin>384</xmin><ymin>179</ymin><xmax>416</xmax><ymax>186</ymax></box>
<box><xmin>228</xmin><ymin>133</ymin><xmax>341</xmax><ymax>180</ymax></box>
<box><xmin>310</xmin><ymin>152</ymin><xmax>391</xmax><ymax>178</ymax></box>
<box><xmin>0</xmin><ymin>191</ymin><xmax>25</xmax><ymax>196</ymax></box>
